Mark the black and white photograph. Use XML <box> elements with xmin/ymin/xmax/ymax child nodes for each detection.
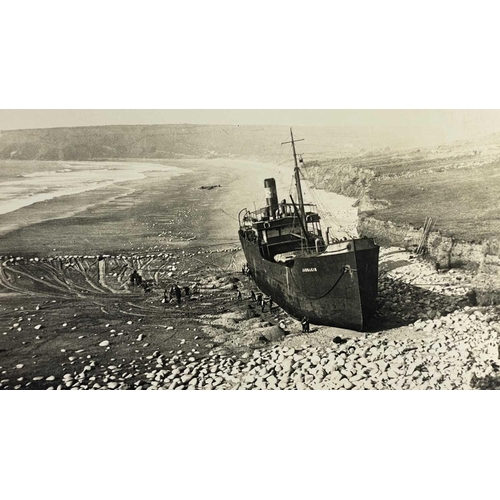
<box><xmin>0</xmin><ymin>109</ymin><xmax>498</xmax><ymax>391</ymax></box>
<box><xmin>2</xmin><ymin>1</ymin><xmax>499</xmax><ymax>499</ymax></box>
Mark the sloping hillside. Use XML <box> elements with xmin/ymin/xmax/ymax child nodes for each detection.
<box><xmin>0</xmin><ymin>124</ymin><xmax>348</xmax><ymax>161</ymax></box>
<box><xmin>0</xmin><ymin>123</ymin><xmax>447</xmax><ymax>162</ymax></box>
<box><xmin>0</xmin><ymin>124</ymin><xmax>282</xmax><ymax>160</ymax></box>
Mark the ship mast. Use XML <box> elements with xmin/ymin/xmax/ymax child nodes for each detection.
<box><xmin>282</xmin><ymin>128</ymin><xmax>306</xmax><ymax>230</ymax></box>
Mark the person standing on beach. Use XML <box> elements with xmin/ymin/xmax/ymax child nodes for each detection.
<box><xmin>129</xmin><ymin>270</ymin><xmax>138</xmax><ymax>286</ymax></box>
<box><xmin>256</xmin><ymin>293</ymin><xmax>263</xmax><ymax>308</ymax></box>
<box><xmin>261</xmin><ymin>296</ymin><xmax>268</xmax><ymax>313</ymax></box>
<box><xmin>129</xmin><ymin>270</ymin><xmax>143</xmax><ymax>286</ymax></box>
<box><xmin>301</xmin><ymin>316</ymin><xmax>310</xmax><ymax>333</ymax></box>
<box><xmin>174</xmin><ymin>284</ymin><xmax>182</xmax><ymax>304</ymax></box>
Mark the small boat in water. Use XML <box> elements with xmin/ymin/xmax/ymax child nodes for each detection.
<box><xmin>238</xmin><ymin>129</ymin><xmax>379</xmax><ymax>331</ymax></box>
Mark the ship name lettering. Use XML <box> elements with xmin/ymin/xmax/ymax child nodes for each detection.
<box><xmin>302</xmin><ymin>267</ymin><xmax>317</xmax><ymax>273</ymax></box>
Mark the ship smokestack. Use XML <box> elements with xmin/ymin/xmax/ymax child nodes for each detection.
<box><xmin>264</xmin><ymin>178</ymin><xmax>279</xmax><ymax>218</ymax></box>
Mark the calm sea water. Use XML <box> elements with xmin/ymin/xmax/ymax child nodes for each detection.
<box><xmin>0</xmin><ymin>161</ymin><xmax>181</xmax><ymax>216</ymax></box>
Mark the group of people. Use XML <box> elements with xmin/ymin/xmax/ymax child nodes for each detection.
<box><xmin>241</xmin><ymin>263</ymin><xmax>251</xmax><ymax>277</ymax></box>
<box><xmin>129</xmin><ymin>270</ymin><xmax>142</xmax><ymax>286</ymax></box>
<box><xmin>130</xmin><ymin>269</ymin><xmax>189</xmax><ymax>301</ymax></box>
<box><xmin>131</xmin><ymin>264</ymin><xmax>311</xmax><ymax>333</ymax></box>
<box><xmin>164</xmin><ymin>284</ymin><xmax>190</xmax><ymax>305</ymax></box>
<box><xmin>245</xmin><ymin>289</ymin><xmax>272</xmax><ymax>312</ymax></box>
<box><xmin>234</xmin><ymin>287</ymin><xmax>273</xmax><ymax>313</ymax></box>
<box><xmin>129</xmin><ymin>270</ymin><xmax>152</xmax><ymax>293</ymax></box>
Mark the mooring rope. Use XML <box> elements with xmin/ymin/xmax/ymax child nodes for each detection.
<box><xmin>287</xmin><ymin>265</ymin><xmax>352</xmax><ymax>300</ymax></box>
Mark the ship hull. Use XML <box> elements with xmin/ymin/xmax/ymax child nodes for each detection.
<box><xmin>239</xmin><ymin>235</ymin><xmax>379</xmax><ymax>331</ymax></box>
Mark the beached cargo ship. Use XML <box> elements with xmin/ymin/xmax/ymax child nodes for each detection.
<box><xmin>238</xmin><ymin>129</ymin><xmax>379</xmax><ymax>331</ymax></box>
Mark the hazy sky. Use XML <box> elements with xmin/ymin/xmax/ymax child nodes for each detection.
<box><xmin>1</xmin><ymin>110</ymin><xmax>500</xmax><ymax>144</ymax></box>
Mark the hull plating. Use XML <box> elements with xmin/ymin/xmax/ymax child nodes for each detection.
<box><xmin>240</xmin><ymin>235</ymin><xmax>379</xmax><ymax>331</ymax></box>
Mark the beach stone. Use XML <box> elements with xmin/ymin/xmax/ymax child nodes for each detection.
<box><xmin>342</xmin><ymin>379</ymin><xmax>354</xmax><ymax>390</ymax></box>
<box><xmin>278</xmin><ymin>377</ymin><xmax>289</xmax><ymax>389</ymax></box>
<box><xmin>376</xmin><ymin>360</ymin><xmax>388</xmax><ymax>372</ymax></box>
<box><xmin>99</xmin><ymin>340</ymin><xmax>110</xmax><ymax>347</ymax></box>
<box><xmin>254</xmin><ymin>378</ymin><xmax>267</xmax><ymax>390</ymax></box>
<box><xmin>310</xmin><ymin>354</ymin><xmax>321</xmax><ymax>365</ymax></box>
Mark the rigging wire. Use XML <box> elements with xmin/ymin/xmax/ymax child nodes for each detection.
<box><xmin>219</xmin><ymin>208</ymin><xmax>238</xmax><ymax>221</ymax></box>
<box><xmin>298</xmin><ymin>160</ymin><xmax>355</xmax><ymax>239</ymax></box>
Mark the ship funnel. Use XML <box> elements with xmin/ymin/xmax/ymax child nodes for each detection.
<box><xmin>264</xmin><ymin>178</ymin><xmax>279</xmax><ymax>218</ymax></box>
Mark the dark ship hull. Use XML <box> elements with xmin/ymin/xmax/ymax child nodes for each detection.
<box><xmin>239</xmin><ymin>232</ymin><xmax>379</xmax><ymax>331</ymax></box>
<box><xmin>238</xmin><ymin>128</ymin><xmax>379</xmax><ymax>331</ymax></box>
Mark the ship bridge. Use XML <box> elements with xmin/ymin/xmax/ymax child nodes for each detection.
<box><xmin>239</xmin><ymin>201</ymin><xmax>324</xmax><ymax>261</ymax></box>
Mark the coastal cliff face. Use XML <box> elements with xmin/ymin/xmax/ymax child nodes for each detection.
<box><xmin>304</xmin><ymin>159</ymin><xmax>375</xmax><ymax>199</ymax></box>
<box><xmin>358</xmin><ymin>216</ymin><xmax>500</xmax><ymax>305</ymax></box>
<box><xmin>304</xmin><ymin>145</ymin><xmax>500</xmax><ymax>305</ymax></box>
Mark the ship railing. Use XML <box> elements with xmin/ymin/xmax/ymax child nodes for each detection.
<box><xmin>243</xmin><ymin>203</ymin><xmax>318</xmax><ymax>223</ymax></box>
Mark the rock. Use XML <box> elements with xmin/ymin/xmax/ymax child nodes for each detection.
<box><xmin>99</xmin><ymin>340</ymin><xmax>110</xmax><ymax>347</ymax></box>
<box><xmin>342</xmin><ymin>379</ymin><xmax>354</xmax><ymax>390</ymax></box>
<box><xmin>310</xmin><ymin>354</ymin><xmax>321</xmax><ymax>365</ymax></box>
<box><xmin>34</xmin><ymin>324</ymin><xmax>43</xmax><ymax>330</ymax></box>
<box><xmin>376</xmin><ymin>360</ymin><xmax>388</xmax><ymax>372</ymax></box>
<box><xmin>15</xmin><ymin>364</ymin><xmax>23</xmax><ymax>369</ymax></box>
<box><xmin>281</xmin><ymin>359</ymin><xmax>293</xmax><ymax>372</ymax></box>
<box><xmin>261</xmin><ymin>326</ymin><xmax>285</xmax><ymax>342</ymax></box>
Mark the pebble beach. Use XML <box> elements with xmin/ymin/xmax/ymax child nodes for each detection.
<box><xmin>0</xmin><ymin>158</ymin><xmax>498</xmax><ymax>390</ymax></box>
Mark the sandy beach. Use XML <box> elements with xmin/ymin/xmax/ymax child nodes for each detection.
<box><xmin>0</xmin><ymin>160</ymin><xmax>184</xmax><ymax>238</ymax></box>
<box><xmin>0</xmin><ymin>156</ymin><xmax>497</xmax><ymax>392</ymax></box>
<box><xmin>0</xmin><ymin>157</ymin><xmax>357</xmax><ymax>255</ymax></box>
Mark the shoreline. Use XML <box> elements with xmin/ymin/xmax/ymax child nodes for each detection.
<box><xmin>0</xmin><ymin>159</ymin><xmax>184</xmax><ymax>219</ymax></box>
<box><xmin>0</xmin><ymin>160</ymin><xmax>186</xmax><ymax>243</ymax></box>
